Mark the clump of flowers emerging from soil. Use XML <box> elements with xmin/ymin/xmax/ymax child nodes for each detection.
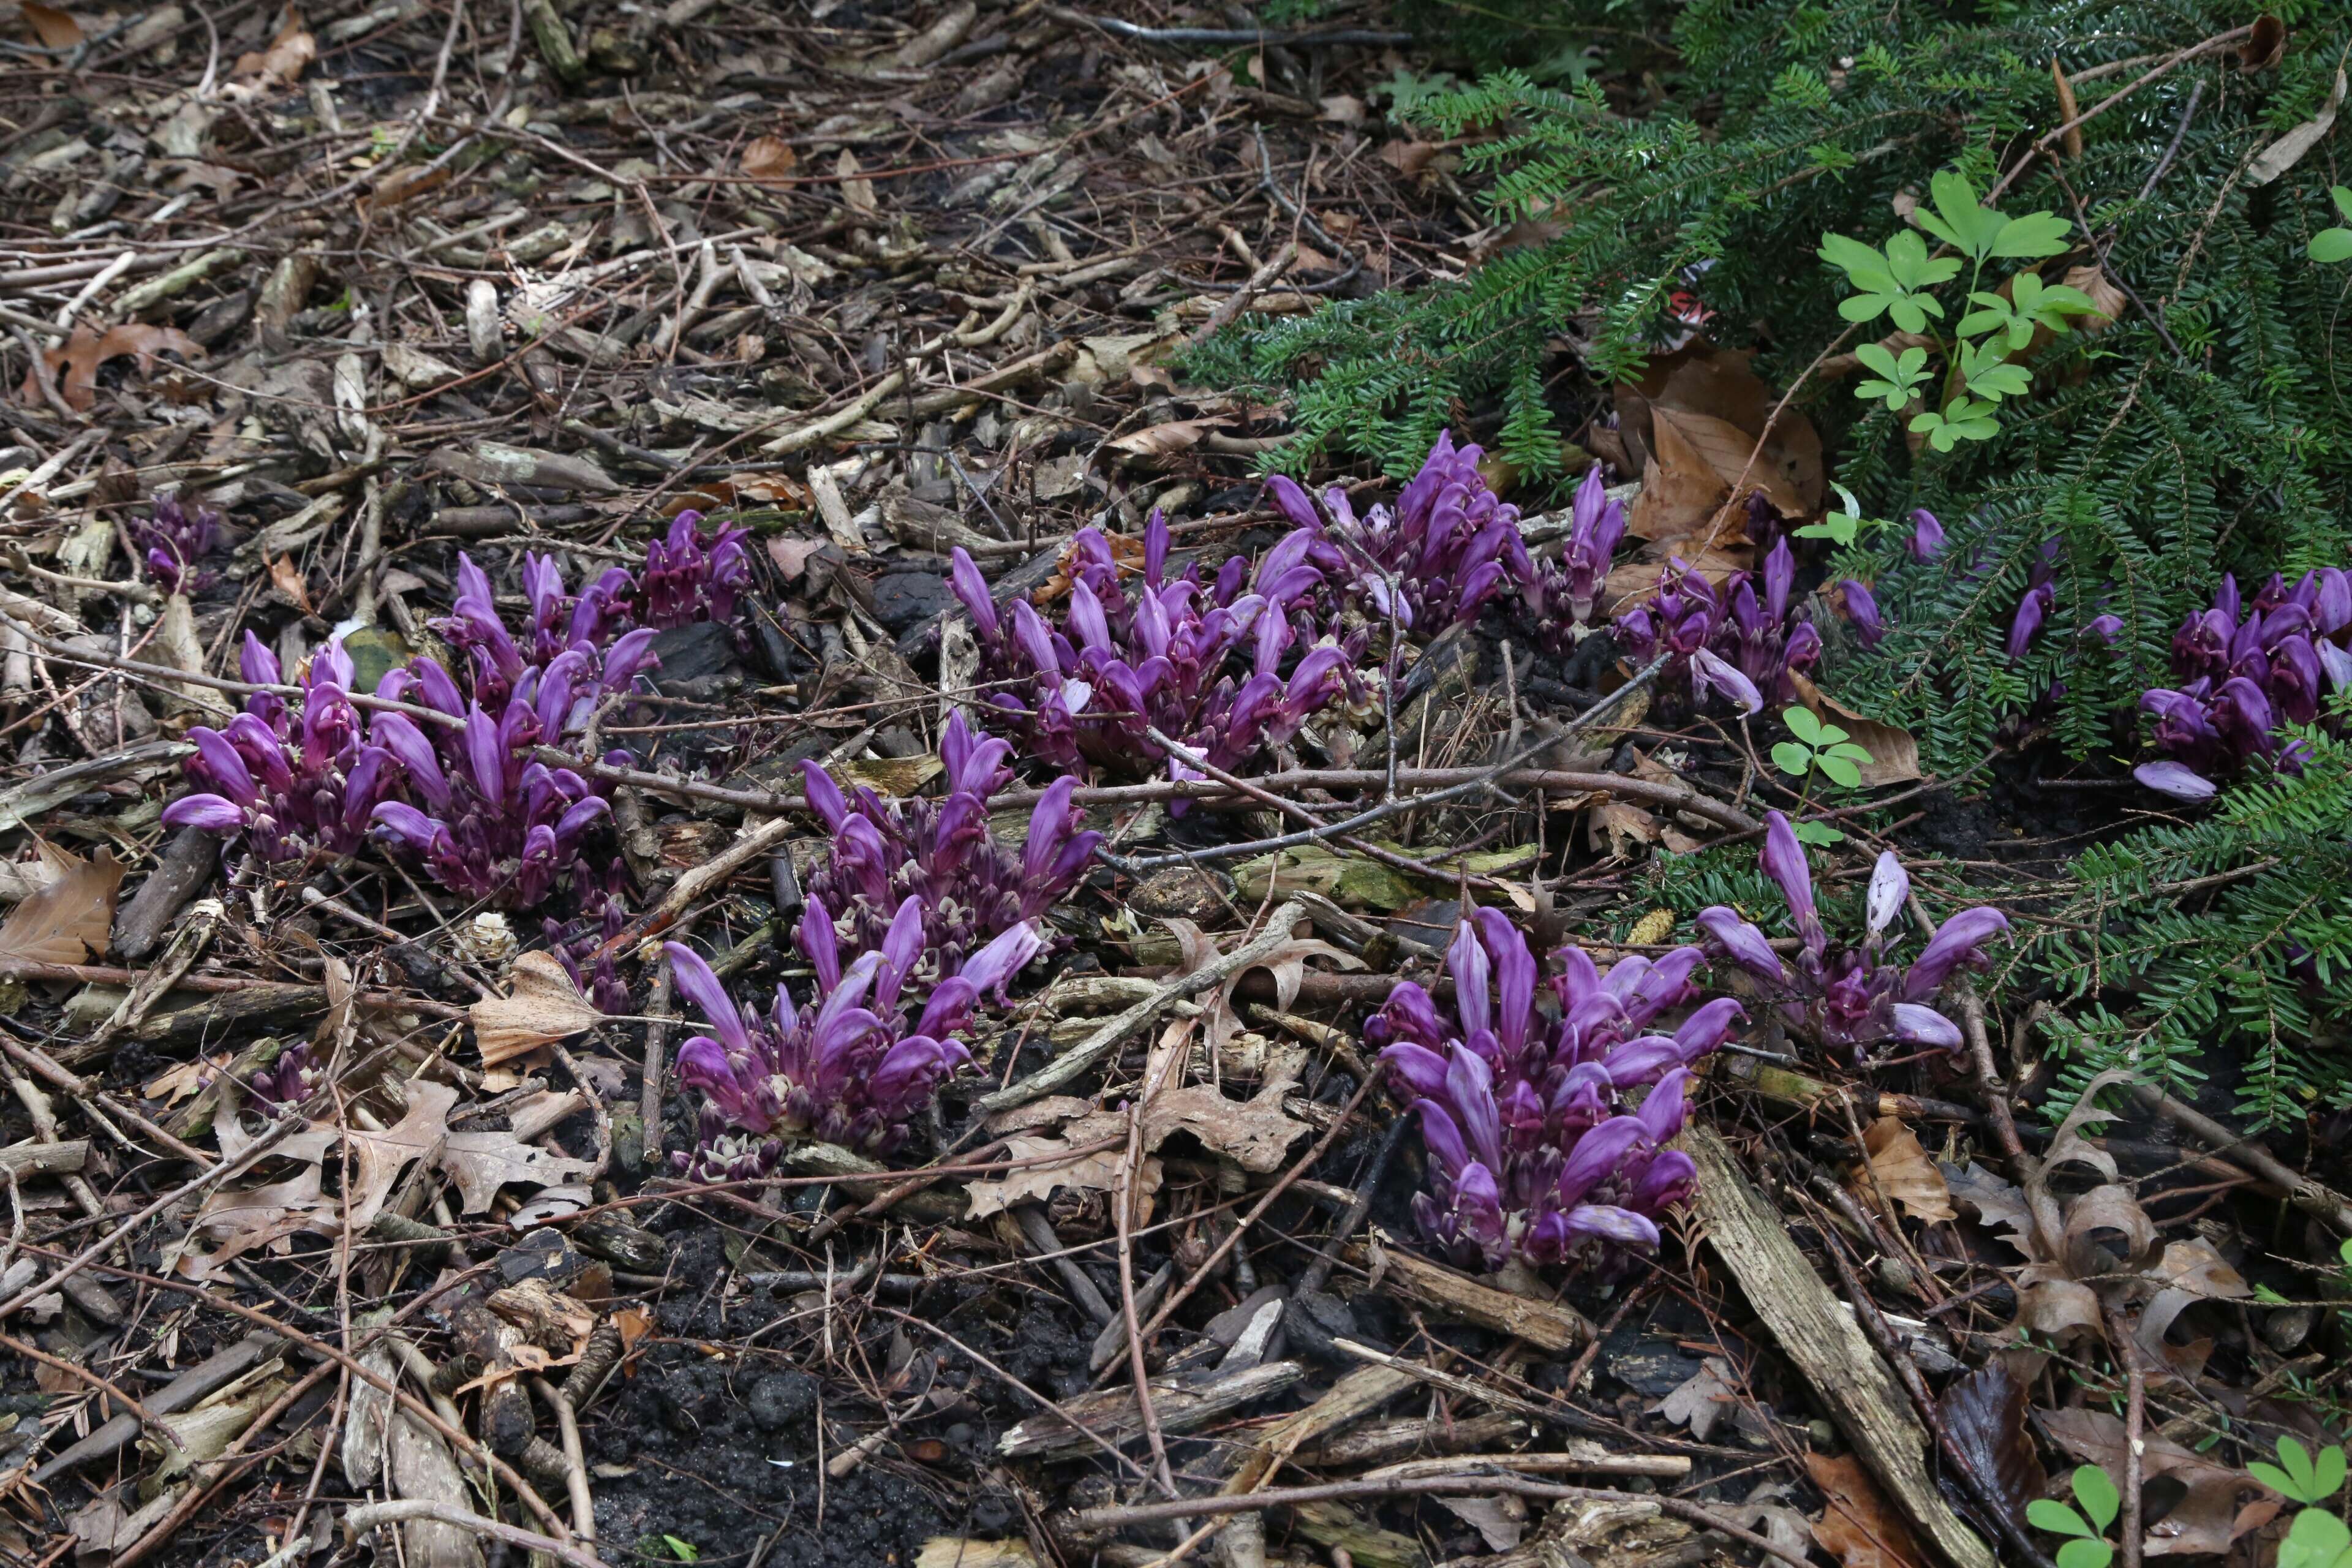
<box><xmin>2135</xmin><ymin>570</ymin><xmax>2352</xmax><ymax>801</ymax></box>
<box><xmin>1367</xmin><ymin>908</ymin><xmax>1743</xmax><ymax>1273</ymax></box>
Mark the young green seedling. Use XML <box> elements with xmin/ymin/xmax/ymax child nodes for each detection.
<box><xmin>1771</xmin><ymin>707</ymin><xmax>1874</xmax><ymax>790</ymax></box>
<box><xmin>2027</xmin><ymin>1463</ymin><xmax>2121</xmax><ymax>1568</ymax></box>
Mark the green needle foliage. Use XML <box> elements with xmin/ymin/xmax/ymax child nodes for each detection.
<box><xmin>1184</xmin><ymin>0</ymin><xmax>2352</xmax><ymax>769</ymax></box>
<box><xmin>2033</xmin><ymin>729</ymin><xmax>2352</xmax><ymax>1126</ymax></box>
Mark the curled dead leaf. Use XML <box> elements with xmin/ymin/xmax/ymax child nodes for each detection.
<box><xmin>0</xmin><ymin>846</ymin><xmax>122</xmax><ymax>964</ymax></box>
<box><xmin>232</xmin><ymin>16</ymin><xmax>314</xmax><ymax>83</ymax></box>
<box><xmin>469</xmin><ymin>951</ymin><xmax>606</xmax><ymax>1066</ymax></box>
<box><xmin>20</xmin><ymin>1</ymin><xmax>81</xmax><ymax>48</ymax></box>
<box><xmin>741</xmin><ymin>135</ymin><xmax>799</xmax><ymax>182</ymax></box>
<box><xmin>1852</xmin><ymin>1117</ymin><xmax>1955</xmax><ymax>1224</ymax></box>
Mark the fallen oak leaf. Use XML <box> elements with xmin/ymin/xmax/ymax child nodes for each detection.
<box><xmin>232</xmin><ymin>15</ymin><xmax>314</xmax><ymax>84</ymax></box>
<box><xmin>26</xmin><ymin>323</ymin><xmax>204</xmax><ymax>412</ymax></box>
<box><xmin>20</xmin><ymin>1</ymin><xmax>81</xmax><ymax>48</ymax></box>
<box><xmin>1649</xmin><ymin>1355</ymin><xmax>1742</xmax><ymax>1443</ymax></box>
<box><xmin>1935</xmin><ymin>1362</ymin><xmax>2045</xmax><ymax>1539</ymax></box>
<box><xmin>2038</xmin><ymin>1406</ymin><xmax>2273</xmax><ymax>1557</ymax></box>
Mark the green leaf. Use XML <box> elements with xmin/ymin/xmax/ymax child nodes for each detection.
<box><xmin>1825</xmin><ymin>742</ymin><xmax>1875</xmax><ymax>763</ymax></box>
<box><xmin>2055</xmin><ymin>1540</ymin><xmax>2114</xmax><ymax>1568</ymax></box>
<box><xmin>1841</xmin><ymin>292</ymin><xmax>1895</xmax><ymax>323</ymax></box>
<box><xmin>1771</xmin><ymin>741</ymin><xmax>1815</xmax><ymax>777</ymax></box>
<box><xmin>2073</xmin><ymin>1464</ymin><xmax>2121</xmax><ymax>1532</ymax></box>
<box><xmin>1814</xmin><ymin>722</ymin><xmax>1850</xmax><ymax>745</ymax></box>
<box><xmin>1817</xmin><ymin>753</ymin><xmax>1863</xmax><ymax>788</ymax></box>
<box><xmin>1918</xmin><ymin>169</ymin><xmax>2007</xmax><ymax>258</ymax></box>
<box><xmin>1884</xmin><ymin>227</ymin><xmax>1961</xmax><ymax>289</ymax></box>
<box><xmin>1990</xmin><ymin>209</ymin><xmax>2074</xmax><ymax>259</ymax></box>
<box><xmin>2028</xmin><ymin>1499</ymin><xmax>2095</xmax><ymax>1538</ymax></box>
<box><xmin>665</xmin><ymin>1537</ymin><xmax>701</xmax><ymax>1563</ymax></box>
<box><xmin>1795</xmin><ymin>515</ymin><xmax>1861</xmax><ymax>545</ymax></box>
<box><xmin>2339</xmin><ymin>1237</ymin><xmax>2352</xmax><ymax>1267</ymax></box>
<box><xmin>1782</xmin><ymin>707</ymin><xmax>1825</xmax><ymax>744</ymax></box>
<box><xmin>2311</xmin><ymin>228</ymin><xmax>2352</xmax><ymax>265</ymax></box>
<box><xmin>2314</xmin><ymin>1446</ymin><xmax>2347</xmax><ymax>1501</ymax></box>
<box><xmin>1819</xmin><ymin>232</ymin><xmax>1891</xmax><ymax>280</ymax></box>
<box><xmin>1792</xmin><ymin>820</ymin><xmax>1845</xmax><ymax>846</ymax></box>
<box><xmin>2333</xmin><ymin>186</ymin><xmax>2352</xmax><ymax>223</ymax></box>
<box><xmin>2280</xmin><ymin>1508</ymin><xmax>2352</xmax><ymax>1568</ymax></box>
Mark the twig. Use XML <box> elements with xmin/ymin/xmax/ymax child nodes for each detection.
<box><xmin>1065</xmin><ymin>1472</ymin><xmax>1816</xmax><ymax>1568</ymax></box>
<box><xmin>341</xmin><ymin>1501</ymin><xmax>610</xmax><ymax>1568</ymax></box>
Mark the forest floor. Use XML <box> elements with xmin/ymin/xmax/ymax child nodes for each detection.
<box><xmin>2</xmin><ymin>4</ymin><xmax>2350</xmax><ymax>1568</ymax></box>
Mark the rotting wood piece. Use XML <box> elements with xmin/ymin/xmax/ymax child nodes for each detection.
<box><xmin>1686</xmin><ymin>1123</ymin><xmax>1997</xmax><ymax>1568</ymax></box>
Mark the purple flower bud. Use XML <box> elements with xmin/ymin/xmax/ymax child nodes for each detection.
<box><xmin>1902</xmin><ymin>907</ymin><xmax>2010</xmax><ymax>1001</ymax></box>
<box><xmin>1689</xmin><ymin>647</ymin><xmax>1763</xmax><ymax>715</ymax></box>
<box><xmin>1906</xmin><ymin>508</ymin><xmax>1945</xmax><ymax>560</ymax></box>
<box><xmin>162</xmin><ymin>793</ymin><xmax>248</xmax><ymax>834</ymax></box>
<box><xmin>2133</xmin><ymin>760</ymin><xmax>2217</xmax><ymax>801</ymax></box>
<box><xmin>1888</xmin><ymin>1003</ymin><xmax>1964</xmax><ymax>1052</ymax></box>
<box><xmin>1840</xmin><ymin>580</ymin><xmax>1885</xmax><ymax>648</ymax></box>
<box><xmin>1866</xmin><ymin>851</ymin><xmax>1910</xmax><ymax>938</ymax></box>
<box><xmin>1760</xmin><ymin>812</ymin><xmax>1824</xmax><ymax>955</ymax></box>
<box><xmin>2085</xmin><ymin>614</ymin><xmax>2125</xmax><ymax>646</ymax></box>
<box><xmin>1696</xmin><ymin>908</ymin><xmax>1784</xmax><ymax>983</ymax></box>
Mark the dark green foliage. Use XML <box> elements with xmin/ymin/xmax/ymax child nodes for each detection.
<box><xmin>2034</xmin><ymin>729</ymin><xmax>2352</xmax><ymax>1126</ymax></box>
<box><xmin>1187</xmin><ymin>0</ymin><xmax>2352</xmax><ymax>769</ymax></box>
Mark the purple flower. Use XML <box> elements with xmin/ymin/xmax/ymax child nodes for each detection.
<box><xmin>950</xmin><ymin>511</ymin><xmax>1358</xmax><ymax>796</ymax></box>
<box><xmin>1614</xmin><ymin>540</ymin><xmax>1822</xmax><ymax>716</ymax></box>
<box><xmin>642</xmin><ymin>510</ymin><xmax>752</xmax><ymax>629</ymax></box>
<box><xmin>1906</xmin><ymin>509</ymin><xmax>1945</xmax><ymax>562</ymax></box>
<box><xmin>1841</xmin><ymin>580</ymin><xmax>1885</xmax><ymax>648</ymax></box>
<box><xmin>2140</xmin><ymin>569</ymin><xmax>2352</xmax><ymax>799</ymax></box>
<box><xmin>1270</xmin><ymin>430</ymin><xmax>1540</xmax><ymax>635</ymax></box>
<box><xmin>1373</xmin><ymin>913</ymin><xmax>1741</xmax><ymax>1273</ymax></box>
<box><xmin>1536</xmin><ymin>464</ymin><xmax>1629</xmax><ymax>635</ymax></box>
<box><xmin>130</xmin><ymin>491</ymin><xmax>223</xmax><ymax>594</ymax></box>
<box><xmin>802</xmin><ymin>712</ymin><xmax>1098</xmax><ymax>979</ymax></box>
<box><xmin>160</xmin><ymin>635</ymin><xmax>393</xmax><ymax>864</ymax></box>
<box><xmin>1694</xmin><ymin>812</ymin><xmax>2005</xmax><ymax>1061</ymax></box>
<box><xmin>668</xmin><ymin>894</ymin><xmax>1028</xmax><ymax>1178</ymax></box>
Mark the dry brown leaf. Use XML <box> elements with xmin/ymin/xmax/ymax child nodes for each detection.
<box><xmin>1807</xmin><ymin>1451</ymin><xmax>1928</xmax><ymax>1568</ymax></box>
<box><xmin>836</xmin><ymin>149</ymin><xmax>878</xmax><ymax>216</ymax></box>
<box><xmin>1109</xmin><ymin>417</ymin><xmax>1232</xmax><ymax>459</ymax></box>
<box><xmin>1852</xmin><ymin>1117</ymin><xmax>1955</xmax><ymax>1223</ymax></box>
<box><xmin>469</xmin><ymin>951</ymin><xmax>605</xmax><ymax>1066</ymax></box>
<box><xmin>1588</xmin><ymin>799</ymin><xmax>1660</xmax><ymax>859</ymax></box>
<box><xmin>1378</xmin><ymin>140</ymin><xmax>1446</xmax><ymax>179</ymax></box>
<box><xmin>741</xmin><ymin>135</ymin><xmax>799</xmax><ymax>182</ymax></box>
<box><xmin>145</xmin><ymin>1053</ymin><xmax>232</xmax><ymax>1107</ymax></box>
<box><xmin>268</xmin><ymin>554</ymin><xmax>311</xmax><ymax>613</ymax></box>
<box><xmin>0</xmin><ymin>846</ymin><xmax>122</xmax><ymax>964</ymax></box>
<box><xmin>2060</xmin><ymin>265</ymin><xmax>2129</xmax><ymax>333</ymax></box>
<box><xmin>438</xmin><ymin>1124</ymin><xmax>595</xmax><ymax>1214</ymax></box>
<box><xmin>1649</xmin><ymin>1356</ymin><xmax>1740</xmax><ymax>1442</ymax></box>
<box><xmin>1941</xmin><ymin>1159</ymin><xmax>2036</xmax><ymax>1253</ymax></box>
<box><xmin>1147</xmin><ymin>1078</ymin><xmax>1310</xmax><ymax>1173</ymax></box>
<box><xmin>232</xmin><ymin>16</ymin><xmax>314</xmax><ymax>83</ymax></box>
<box><xmin>963</xmin><ymin>1117</ymin><xmax>1158</xmax><ymax>1221</ymax></box>
<box><xmin>27</xmin><ymin>323</ymin><xmax>204</xmax><ymax>412</ymax></box>
<box><xmin>2039</xmin><ymin>1408</ymin><xmax>2273</xmax><ymax>1556</ymax></box>
<box><xmin>20</xmin><ymin>1</ymin><xmax>81</xmax><ymax>48</ymax></box>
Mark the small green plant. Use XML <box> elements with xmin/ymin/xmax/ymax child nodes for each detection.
<box><xmin>2282</xmin><ymin>1509</ymin><xmax>2352</xmax><ymax>1568</ymax></box>
<box><xmin>2027</xmin><ymin>1463</ymin><xmax>2120</xmax><ymax>1568</ymax></box>
<box><xmin>663</xmin><ymin>1537</ymin><xmax>701</xmax><ymax>1564</ymax></box>
<box><xmin>2311</xmin><ymin>187</ymin><xmax>2352</xmax><ymax>264</ymax></box>
<box><xmin>2252</xmin><ymin>1436</ymin><xmax>2348</xmax><ymax>1506</ymax></box>
<box><xmin>1793</xmin><ymin>482</ymin><xmax>1891</xmax><ymax>549</ymax></box>
<box><xmin>1819</xmin><ymin>169</ymin><xmax>2098</xmax><ymax>452</ymax></box>
<box><xmin>1771</xmin><ymin>706</ymin><xmax>1874</xmax><ymax>789</ymax></box>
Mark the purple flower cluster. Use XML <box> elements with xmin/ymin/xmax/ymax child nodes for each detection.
<box><xmin>364</xmin><ymin>660</ymin><xmax>625</xmax><ymax>910</ymax></box>
<box><xmin>1537</xmin><ymin>466</ymin><xmax>1631</xmax><ymax>635</ymax></box>
<box><xmin>1614</xmin><ymin>537</ymin><xmax>1822</xmax><ymax>717</ymax></box>
<box><xmin>247</xmin><ymin>1042</ymin><xmax>318</xmax><ymax>1106</ymax></box>
<box><xmin>2005</xmin><ymin>541</ymin><xmax>2062</xmax><ymax>662</ymax></box>
<box><xmin>802</xmin><ymin>712</ymin><xmax>1100</xmax><ymax>979</ymax></box>
<box><xmin>1265</xmin><ymin>431</ymin><xmax>1538</xmax><ymax>634</ymax></box>
<box><xmin>162</xmin><ymin>626</ymin><xmax>647</xmax><ymax>911</ymax></box>
<box><xmin>1696</xmin><ymin>812</ymin><xmax>2008</xmax><ymax>1060</ymax></box>
<box><xmin>641</xmin><ymin>510</ymin><xmax>752</xmax><ymax>630</ymax></box>
<box><xmin>1365</xmin><ymin>909</ymin><xmax>1744</xmax><ymax>1272</ymax></box>
<box><xmin>668</xmin><ymin>895</ymin><xmax>1039</xmax><ymax>1178</ymax></box>
<box><xmin>439</xmin><ymin>552</ymin><xmax>655</xmax><ymax>714</ymax></box>
<box><xmin>2135</xmin><ymin>571</ymin><xmax>2352</xmax><ymax>801</ymax></box>
<box><xmin>949</xmin><ymin>514</ymin><xmax>1360</xmax><ymax>790</ymax></box>
<box><xmin>163</xmin><ymin>634</ymin><xmax>388</xmax><ymax>862</ymax></box>
<box><xmin>130</xmin><ymin>492</ymin><xmax>222</xmax><ymax>594</ymax></box>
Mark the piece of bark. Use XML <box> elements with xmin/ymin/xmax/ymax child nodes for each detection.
<box><xmin>998</xmin><ymin>1360</ymin><xmax>1304</xmax><ymax>1459</ymax></box>
<box><xmin>1686</xmin><ymin>1123</ymin><xmax>1997</xmax><ymax>1568</ymax></box>
<box><xmin>1366</xmin><ymin>1230</ymin><xmax>1594</xmax><ymax>1352</ymax></box>
<box><xmin>0</xmin><ymin>1137</ymin><xmax>86</xmax><ymax>1176</ymax></box>
<box><xmin>111</xmin><ymin>826</ymin><xmax>220</xmax><ymax>961</ymax></box>
<box><xmin>388</xmin><ymin>1411</ymin><xmax>486</xmax><ymax>1568</ymax></box>
<box><xmin>34</xmin><ymin>1332</ymin><xmax>281</xmax><ymax>1481</ymax></box>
